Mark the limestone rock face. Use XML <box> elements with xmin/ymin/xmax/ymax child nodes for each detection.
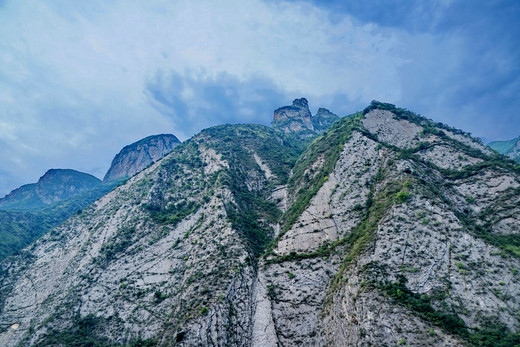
<box><xmin>103</xmin><ymin>134</ymin><xmax>180</xmax><ymax>182</ymax></box>
<box><xmin>272</xmin><ymin>98</ymin><xmax>339</xmax><ymax>137</ymax></box>
<box><xmin>272</xmin><ymin>98</ymin><xmax>315</xmax><ymax>136</ymax></box>
<box><xmin>1</xmin><ymin>101</ymin><xmax>519</xmax><ymax>346</ymax></box>
<box><xmin>0</xmin><ymin>169</ymin><xmax>101</xmax><ymax>211</ymax></box>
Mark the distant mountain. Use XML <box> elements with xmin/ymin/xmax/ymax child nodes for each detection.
<box><xmin>0</xmin><ymin>171</ymin><xmax>116</xmax><ymax>261</ymax></box>
<box><xmin>272</xmin><ymin>98</ymin><xmax>339</xmax><ymax>137</ymax></box>
<box><xmin>103</xmin><ymin>134</ymin><xmax>181</xmax><ymax>182</ymax></box>
<box><xmin>312</xmin><ymin>107</ymin><xmax>339</xmax><ymax>133</ymax></box>
<box><xmin>0</xmin><ymin>169</ymin><xmax>101</xmax><ymax>211</ymax></box>
<box><xmin>0</xmin><ymin>210</ymin><xmax>50</xmax><ymax>261</ymax></box>
<box><xmin>0</xmin><ymin>184</ymin><xmax>118</xmax><ymax>262</ymax></box>
<box><xmin>488</xmin><ymin>136</ymin><xmax>520</xmax><ymax>162</ymax></box>
<box><xmin>0</xmin><ymin>134</ymin><xmax>181</xmax><ymax>261</ymax></box>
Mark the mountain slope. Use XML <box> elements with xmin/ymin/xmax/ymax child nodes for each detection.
<box><xmin>0</xmin><ymin>183</ymin><xmax>118</xmax><ymax>261</ymax></box>
<box><xmin>0</xmin><ymin>124</ymin><xmax>302</xmax><ymax>346</ymax></box>
<box><xmin>312</xmin><ymin>107</ymin><xmax>339</xmax><ymax>133</ymax></box>
<box><xmin>0</xmin><ymin>169</ymin><xmax>101</xmax><ymax>211</ymax></box>
<box><xmin>0</xmin><ymin>134</ymin><xmax>180</xmax><ymax>262</ymax></box>
<box><xmin>1</xmin><ymin>101</ymin><xmax>519</xmax><ymax>346</ymax></box>
<box><xmin>103</xmin><ymin>134</ymin><xmax>180</xmax><ymax>182</ymax></box>
<box><xmin>489</xmin><ymin>136</ymin><xmax>520</xmax><ymax>162</ymax></box>
<box><xmin>261</xmin><ymin>102</ymin><xmax>520</xmax><ymax>346</ymax></box>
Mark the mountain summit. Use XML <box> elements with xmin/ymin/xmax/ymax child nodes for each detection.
<box><xmin>0</xmin><ymin>169</ymin><xmax>101</xmax><ymax>211</ymax></box>
<box><xmin>272</xmin><ymin>98</ymin><xmax>339</xmax><ymax>137</ymax></box>
<box><xmin>103</xmin><ymin>134</ymin><xmax>180</xmax><ymax>182</ymax></box>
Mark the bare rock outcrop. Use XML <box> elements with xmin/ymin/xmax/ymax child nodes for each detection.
<box><xmin>103</xmin><ymin>134</ymin><xmax>180</xmax><ymax>182</ymax></box>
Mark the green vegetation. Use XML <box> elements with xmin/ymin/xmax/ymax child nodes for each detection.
<box><xmin>265</xmin><ymin>113</ymin><xmax>362</xmax><ymax>255</ymax></box>
<box><xmin>0</xmin><ymin>182</ymin><xmax>117</xmax><ymax>261</ymax></box>
<box><xmin>36</xmin><ymin>314</ymin><xmax>158</xmax><ymax>346</ymax></box>
<box><xmin>201</xmin><ymin>124</ymin><xmax>303</xmax><ymax>256</ymax></box>
<box><xmin>488</xmin><ymin>136</ymin><xmax>519</xmax><ymax>156</ymax></box>
<box><xmin>330</xmin><ymin>177</ymin><xmax>404</xmax><ymax>291</ymax></box>
<box><xmin>0</xmin><ymin>210</ymin><xmax>51</xmax><ymax>261</ymax></box>
<box><xmin>395</xmin><ymin>191</ymin><xmax>411</xmax><ymax>203</ymax></box>
<box><xmin>144</xmin><ymin>200</ymin><xmax>201</xmax><ymax>226</ymax></box>
<box><xmin>382</xmin><ymin>276</ymin><xmax>520</xmax><ymax>346</ymax></box>
<box><xmin>382</xmin><ymin>277</ymin><xmax>466</xmax><ymax>335</ymax></box>
<box><xmin>201</xmin><ymin>124</ymin><xmax>303</xmax><ymax>184</ymax></box>
<box><xmin>475</xmin><ymin>232</ymin><xmax>520</xmax><ymax>259</ymax></box>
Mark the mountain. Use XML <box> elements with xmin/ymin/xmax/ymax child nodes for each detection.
<box><xmin>272</xmin><ymin>98</ymin><xmax>339</xmax><ymax>137</ymax></box>
<box><xmin>0</xmin><ymin>134</ymin><xmax>180</xmax><ymax>262</ymax></box>
<box><xmin>488</xmin><ymin>136</ymin><xmax>520</xmax><ymax>162</ymax></box>
<box><xmin>0</xmin><ymin>169</ymin><xmax>101</xmax><ymax>211</ymax></box>
<box><xmin>312</xmin><ymin>107</ymin><xmax>339</xmax><ymax>133</ymax></box>
<box><xmin>103</xmin><ymin>134</ymin><xmax>181</xmax><ymax>182</ymax></box>
<box><xmin>0</xmin><ymin>169</ymin><xmax>104</xmax><ymax>261</ymax></box>
<box><xmin>1</xmin><ymin>101</ymin><xmax>519</xmax><ymax>346</ymax></box>
<box><xmin>0</xmin><ymin>183</ymin><xmax>118</xmax><ymax>262</ymax></box>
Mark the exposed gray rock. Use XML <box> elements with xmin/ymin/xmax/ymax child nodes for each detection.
<box><xmin>1</xmin><ymin>102</ymin><xmax>519</xmax><ymax>346</ymax></box>
<box><xmin>103</xmin><ymin>134</ymin><xmax>180</xmax><ymax>182</ymax></box>
<box><xmin>272</xmin><ymin>98</ymin><xmax>315</xmax><ymax>135</ymax></box>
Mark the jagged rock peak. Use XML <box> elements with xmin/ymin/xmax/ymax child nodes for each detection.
<box><xmin>272</xmin><ymin>97</ymin><xmax>315</xmax><ymax>136</ymax></box>
<box><xmin>103</xmin><ymin>134</ymin><xmax>180</xmax><ymax>183</ymax></box>
<box><xmin>292</xmin><ymin>97</ymin><xmax>309</xmax><ymax>108</ymax></box>
<box><xmin>315</xmin><ymin>107</ymin><xmax>333</xmax><ymax>115</ymax></box>
<box><xmin>272</xmin><ymin>98</ymin><xmax>341</xmax><ymax>136</ymax></box>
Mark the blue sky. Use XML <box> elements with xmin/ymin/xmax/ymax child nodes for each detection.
<box><xmin>0</xmin><ymin>0</ymin><xmax>519</xmax><ymax>196</ymax></box>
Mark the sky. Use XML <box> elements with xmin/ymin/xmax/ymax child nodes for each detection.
<box><xmin>0</xmin><ymin>0</ymin><xmax>519</xmax><ymax>196</ymax></box>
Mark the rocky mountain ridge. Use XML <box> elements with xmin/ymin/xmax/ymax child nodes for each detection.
<box><xmin>0</xmin><ymin>101</ymin><xmax>519</xmax><ymax>346</ymax></box>
<box><xmin>0</xmin><ymin>134</ymin><xmax>182</xmax><ymax>262</ymax></box>
<box><xmin>272</xmin><ymin>98</ymin><xmax>339</xmax><ymax>137</ymax></box>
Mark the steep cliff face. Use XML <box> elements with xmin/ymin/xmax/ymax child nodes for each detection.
<box><xmin>262</xmin><ymin>103</ymin><xmax>520</xmax><ymax>346</ymax></box>
<box><xmin>103</xmin><ymin>134</ymin><xmax>181</xmax><ymax>182</ymax></box>
<box><xmin>272</xmin><ymin>98</ymin><xmax>315</xmax><ymax>136</ymax></box>
<box><xmin>489</xmin><ymin>136</ymin><xmax>520</xmax><ymax>162</ymax></box>
<box><xmin>0</xmin><ymin>169</ymin><xmax>101</xmax><ymax>211</ymax></box>
<box><xmin>1</xmin><ymin>102</ymin><xmax>519</xmax><ymax>346</ymax></box>
<box><xmin>271</xmin><ymin>98</ymin><xmax>339</xmax><ymax>137</ymax></box>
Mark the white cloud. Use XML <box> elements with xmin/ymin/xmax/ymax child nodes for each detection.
<box><xmin>0</xmin><ymin>0</ymin><xmax>410</xmax><ymax>195</ymax></box>
<box><xmin>8</xmin><ymin>0</ymin><xmax>518</xmax><ymax>195</ymax></box>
